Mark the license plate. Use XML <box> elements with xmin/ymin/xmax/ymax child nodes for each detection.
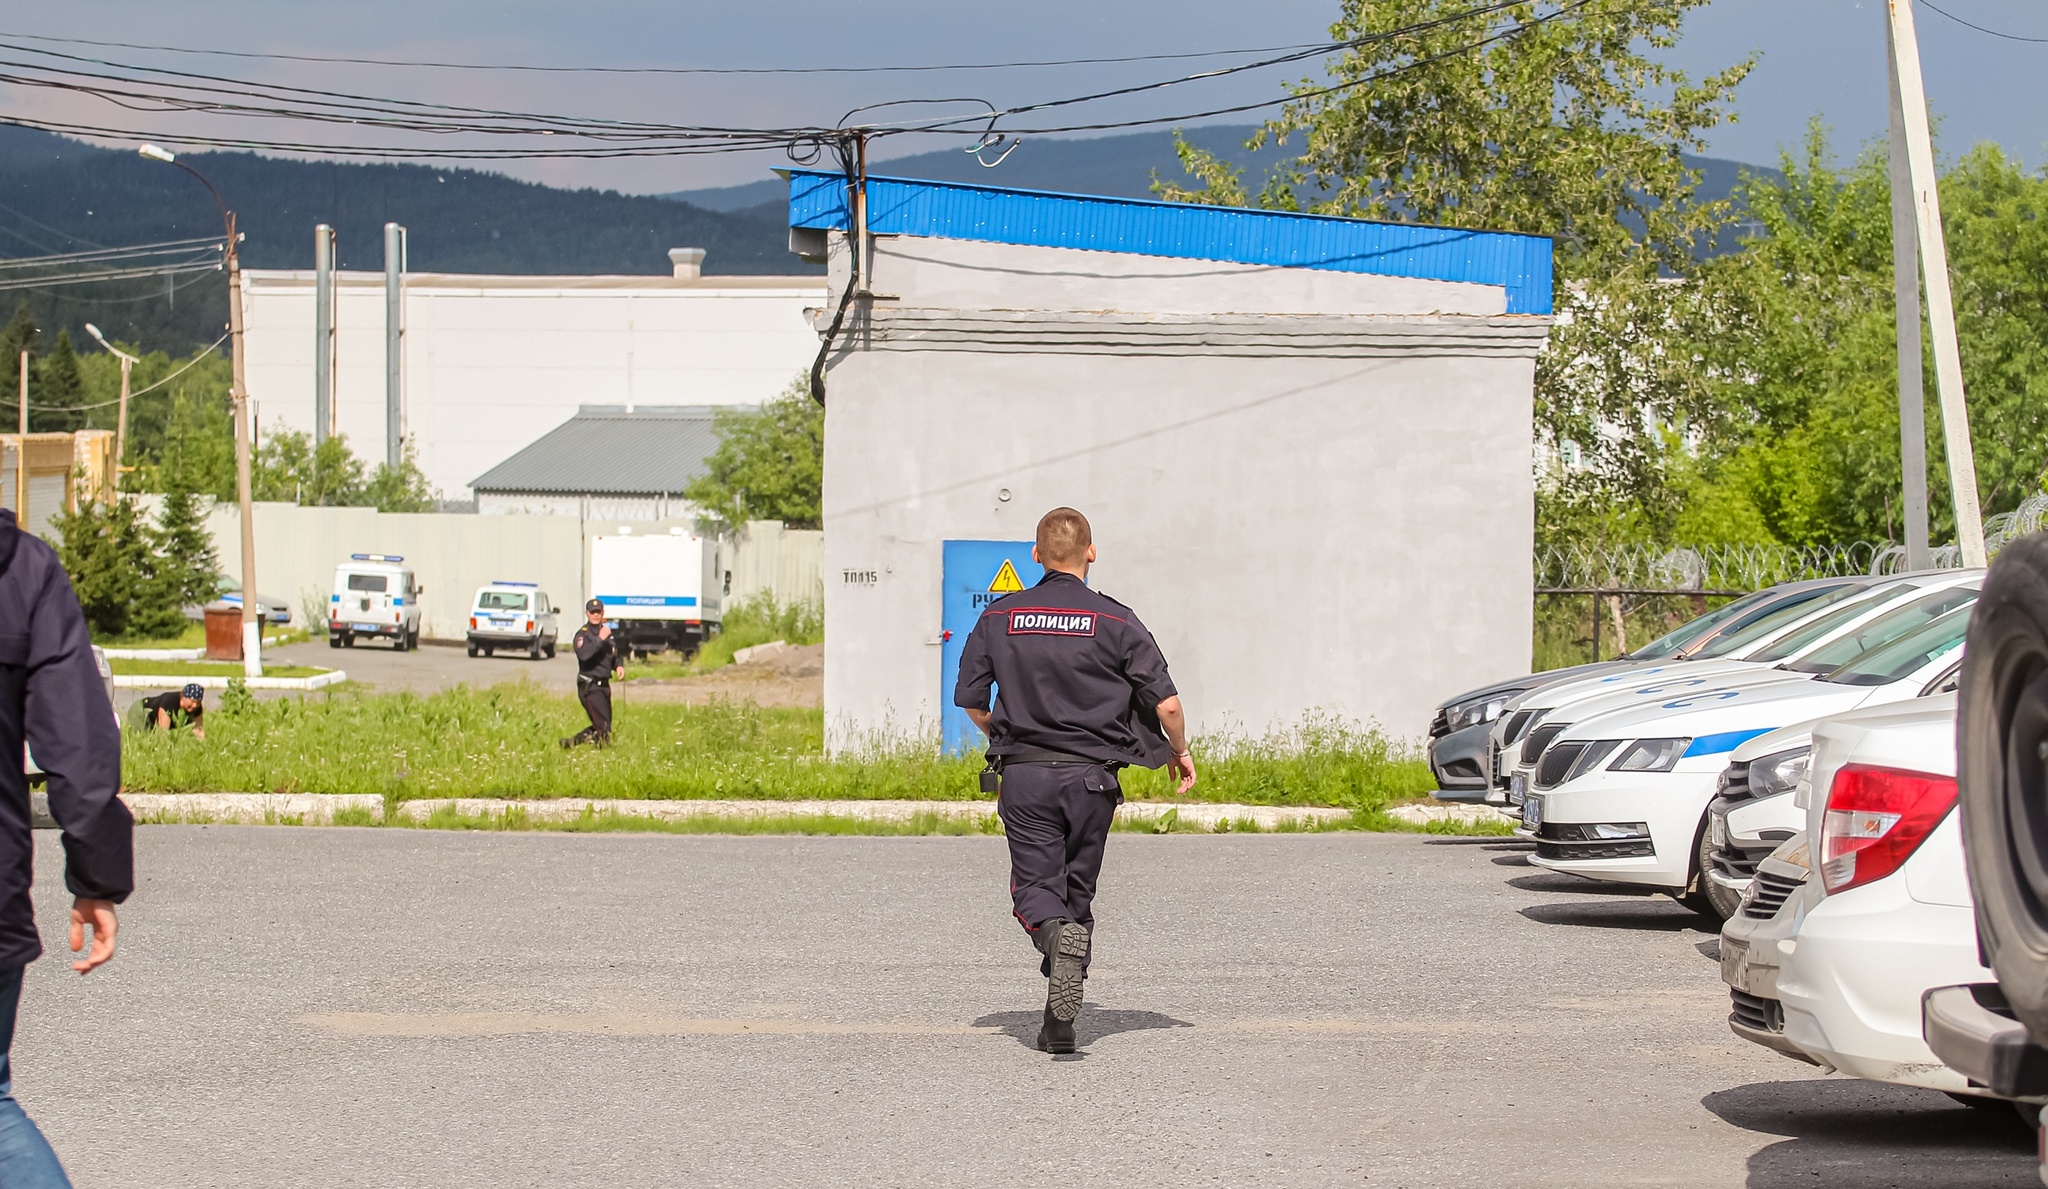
<box><xmin>1508</xmin><ymin>773</ymin><xmax>1527</xmax><ymax>805</ymax></box>
<box><xmin>1523</xmin><ymin>793</ymin><xmax>1542</xmax><ymax>827</ymax></box>
<box><xmin>352</xmin><ymin>623</ymin><xmax>379</xmax><ymax>632</ymax></box>
<box><xmin>1720</xmin><ymin>936</ymin><xmax>1750</xmax><ymax>992</ymax></box>
<box><xmin>1710</xmin><ymin>813</ymin><xmax>1728</xmax><ymax>849</ymax></box>
<box><xmin>491</xmin><ymin>617</ymin><xmax>515</xmax><ymax>627</ymax></box>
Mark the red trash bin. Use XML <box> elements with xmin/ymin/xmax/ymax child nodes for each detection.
<box><xmin>203</xmin><ymin>603</ymin><xmax>242</xmax><ymax>661</ymax></box>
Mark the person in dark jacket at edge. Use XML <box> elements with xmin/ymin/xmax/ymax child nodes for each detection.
<box><xmin>562</xmin><ymin>598</ymin><xmax>626</xmax><ymax>748</ymax></box>
<box><xmin>0</xmin><ymin>508</ymin><xmax>133</xmax><ymax>1186</ymax></box>
<box><xmin>953</xmin><ymin>507</ymin><xmax>1196</xmax><ymax>1055</ymax></box>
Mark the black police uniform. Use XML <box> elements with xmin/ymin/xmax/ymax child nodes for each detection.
<box><xmin>566</xmin><ymin>615</ymin><xmax>624</xmax><ymax>747</ymax></box>
<box><xmin>952</xmin><ymin>569</ymin><xmax>1178</xmax><ymax>977</ymax></box>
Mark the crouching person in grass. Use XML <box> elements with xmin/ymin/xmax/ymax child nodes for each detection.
<box><xmin>140</xmin><ymin>683</ymin><xmax>205</xmax><ymax>740</ymax></box>
<box><xmin>0</xmin><ymin>508</ymin><xmax>134</xmax><ymax>1186</ymax></box>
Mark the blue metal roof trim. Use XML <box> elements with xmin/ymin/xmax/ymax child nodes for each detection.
<box><xmin>785</xmin><ymin>169</ymin><xmax>1553</xmax><ymax>316</ymax></box>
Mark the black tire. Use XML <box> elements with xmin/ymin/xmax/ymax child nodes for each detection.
<box><xmin>528</xmin><ymin>637</ymin><xmax>542</xmax><ymax>661</ymax></box>
<box><xmin>342</xmin><ymin>633</ymin><xmax>355</xmax><ymax>648</ymax></box>
<box><xmin>1698</xmin><ymin>820</ymin><xmax>1742</xmax><ymax>922</ymax></box>
<box><xmin>466</xmin><ymin>640</ymin><xmax>478</xmax><ymax>658</ymax></box>
<box><xmin>1959</xmin><ymin>531</ymin><xmax>2048</xmax><ymax>1043</ymax></box>
<box><xmin>543</xmin><ymin>639</ymin><xmax>556</xmax><ymax>659</ymax></box>
<box><xmin>483</xmin><ymin>645</ymin><xmax>494</xmax><ymax>658</ymax></box>
<box><xmin>328</xmin><ymin>634</ymin><xmax>341</xmax><ymax>650</ymax></box>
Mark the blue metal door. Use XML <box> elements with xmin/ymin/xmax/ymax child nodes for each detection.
<box><xmin>940</xmin><ymin>540</ymin><xmax>1043</xmax><ymax>756</ymax></box>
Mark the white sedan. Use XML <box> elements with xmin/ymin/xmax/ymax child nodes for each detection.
<box><xmin>1525</xmin><ymin>602</ymin><xmax>1971</xmax><ymax>902</ymax></box>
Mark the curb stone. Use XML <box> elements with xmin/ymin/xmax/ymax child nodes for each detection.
<box><xmin>1386</xmin><ymin>802</ymin><xmax>1519</xmax><ymax>827</ymax></box>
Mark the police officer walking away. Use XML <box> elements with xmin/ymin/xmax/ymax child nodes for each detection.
<box><xmin>562</xmin><ymin>599</ymin><xmax>625</xmax><ymax>748</ymax></box>
<box><xmin>953</xmin><ymin>507</ymin><xmax>1196</xmax><ymax>1054</ymax></box>
<box><xmin>0</xmin><ymin>507</ymin><xmax>133</xmax><ymax>1185</ymax></box>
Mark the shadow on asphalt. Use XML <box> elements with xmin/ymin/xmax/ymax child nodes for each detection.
<box><xmin>971</xmin><ymin>1006</ymin><xmax>1194</xmax><ymax>1055</ymax></box>
<box><xmin>1506</xmin><ymin>872</ymin><xmax>1659</xmax><ymax>896</ymax></box>
<box><xmin>1702</xmin><ymin>1079</ymin><xmax>2034</xmax><ymax>1186</ymax></box>
<box><xmin>1518</xmin><ymin>899</ymin><xmax>1713</xmax><ymax>932</ymax></box>
<box><xmin>1696</xmin><ymin>937</ymin><xmax>1722</xmax><ymax>961</ymax></box>
<box><xmin>1421</xmin><ymin>836</ymin><xmax>1519</xmax><ymax>847</ymax></box>
<box><xmin>1491</xmin><ymin>853</ymin><xmax>1532</xmax><ymax>867</ymax></box>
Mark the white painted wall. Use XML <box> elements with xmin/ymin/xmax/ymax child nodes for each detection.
<box><xmin>820</xmin><ymin>235</ymin><xmax>1546</xmax><ymax>749</ymax></box>
<box><xmin>241</xmin><ymin>270</ymin><xmax>828</xmax><ymax>500</ymax></box>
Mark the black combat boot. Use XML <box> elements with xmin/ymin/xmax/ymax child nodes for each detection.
<box><xmin>1033</xmin><ymin>918</ymin><xmax>1088</xmax><ymax>1053</ymax></box>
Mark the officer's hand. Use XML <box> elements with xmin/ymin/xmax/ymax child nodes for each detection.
<box><xmin>1172</xmin><ymin>751</ymin><xmax>1197</xmax><ymax>796</ymax></box>
<box><xmin>598</xmin><ymin>625</ymin><xmax>611</xmax><ymax>641</ymax></box>
<box><xmin>69</xmin><ymin>898</ymin><xmax>117</xmax><ymax>975</ymax></box>
<box><xmin>614</xmin><ymin>667</ymin><xmax>624</xmax><ymax>681</ymax></box>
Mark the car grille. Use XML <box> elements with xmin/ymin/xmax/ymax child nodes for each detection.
<box><xmin>1709</xmin><ymin>839</ymin><xmax>1776</xmax><ymax>883</ymax></box>
<box><xmin>1535</xmin><ymin>741</ymin><xmax>1587</xmax><ymax>790</ymax></box>
<box><xmin>1730</xmin><ymin>989</ymin><xmax>1785</xmax><ymax>1034</ymax></box>
<box><xmin>1742</xmin><ymin>867</ymin><xmax>1804</xmax><ymax>920</ymax></box>
<box><xmin>1429</xmin><ymin>709</ymin><xmax>1451</xmax><ymax>740</ymax></box>
<box><xmin>1521</xmin><ymin>722</ymin><xmax>1569</xmax><ymax>769</ymax></box>
<box><xmin>1501</xmin><ymin>708</ymin><xmax>1537</xmax><ymax>745</ymax></box>
<box><xmin>1717</xmin><ymin>760</ymin><xmax>1759</xmax><ymax>805</ymax></box>
<box><xmin>1534</xmin><ymin>823</ymin><xmax>1655</xmax><ymax>860</ymax></box>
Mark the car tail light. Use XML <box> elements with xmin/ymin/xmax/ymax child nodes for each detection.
<box><xmin>1818</xmin><ymin>764</ymin><xmax>1958</xmax><ymax>894</ymax></box>
<box><xmin>470</xmin><ymin>616</ymin><xmax>478</xmax><ymax>629</ymax></box>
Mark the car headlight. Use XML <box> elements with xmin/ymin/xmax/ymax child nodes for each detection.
<box><xmin>1565</xmin><ymin>739</ymin><xmax>1623</xmax><ymax>782</ymax></box>
<box><xmin>1608</xmin><ymin>738</ymin><xmax>1691</xmax><ymax>774</ymax></box>
<box><xmin>1450</xmin><ymin>693</ymin><xmax>1521</xmax><ymax>732</ymax></box>
<box><xmin>1750</xmin><ymin>746</ymin><xmax>1811</xmax><ymax>797</ymax></box>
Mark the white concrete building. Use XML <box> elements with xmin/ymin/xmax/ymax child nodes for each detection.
<box><xmin>792</xmin><ymin>172</ymin><xmax>1555</xmax><ymax>751</ymax></box>
<box><xmin>240</xmin><ymin>251</ymin><xmax>826</xmax><ymax>500</ymax></box>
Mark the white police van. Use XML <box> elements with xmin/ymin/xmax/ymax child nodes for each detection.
<box><xmin>466</xmin><ymin>581</ymin><xmax>558</xmax><ymax>660</ymax></box>
<box><xmin>329</xmin><ymin>554</ymin><xmax>422</xmax><ymax>650</ymax></box>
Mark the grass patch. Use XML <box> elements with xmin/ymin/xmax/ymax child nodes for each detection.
<box><xmin>1352</xmin><ymin>808</ymin><xmax>1517</xmax><ymax>836</ymax></box>
<box><xmin>92</xmin><ymin>622</ymin><xmax>309</xmax><ymax>650</ymax></box>
<box><xmin>119</xmin><ymin>687</ymin><xmax>1436</xmax><ymax>815</ymax></box>
<box><xmin>108</xmin><ymin>659</ymin><xmax>330</xmax><ymax>679</ymax></box>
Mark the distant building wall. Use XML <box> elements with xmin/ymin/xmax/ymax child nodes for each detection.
<box><xmin>240</xmin><ymin>269</ymin><xmax>827</xmax><ymax>500</ymax></box>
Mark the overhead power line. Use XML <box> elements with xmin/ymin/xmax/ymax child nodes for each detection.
<box><xmin>0</xmin><ymin>29</ymin><xmax>1340</xmax><ymax>76</ymax></box>
<box><xmin>1919</xmin><ymin>0</ymin><xmax>2048</xmax><ymax>43</ymax></box>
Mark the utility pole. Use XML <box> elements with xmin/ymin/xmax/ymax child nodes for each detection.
<box><xmin>1886</xmin><ymin>23</ymin><xmax>1931</xmax><ymax>570</ymax></box>
<box><xmin>141</xmin><ymin>143</ymin><xmax>263</xmax><ymax>676</ymax></box>
<box><xmin>384</xmin><ymin>222</ymin><xmax>406</xmax><ymax>470</ymax></box>
<box><xmin>1886</xmin><ymin>0</ymin><xmax>1986</xmax><ymax>567</ymax></box>
<box><xmin>314</xmin><ymin>224</ymin><xmax>336</xmax><ymax>446</ymax></box>
<box><xmin>84</xmin><ymin>324</ymin><xmax>138</xmax><ymax>479</ymax></box>
<box><xmin>13</xmin><ymin>350</ymin><xmax>24</xmax><ymax>526</ymax></box>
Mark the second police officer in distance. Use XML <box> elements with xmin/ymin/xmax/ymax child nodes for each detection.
<box><xmin>563</xmin><ymin>598</ymin><xmax>625</xmax><ymax>748</ymax></box>
<box><xmin>953</xmin><ymin>506</ymin><xmax>1196</xmax><ymax>1055</ymax></box>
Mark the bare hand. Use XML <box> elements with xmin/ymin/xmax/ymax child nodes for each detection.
<box><xmin>191</xmin><ymin>725</ymin><xmax>206</xmax><ymax>741</ymax></box>
<box><xmin>613</xmin><ymin>668</ymin><xmax>624</xmax><ymax>680</ymax></box>
<box><xmin>598</xmin><ymin>625</ymin><xmax>611</xmax><ymax>641</ymax></box>
<box><xmin>69</xmin><ymin>898</ymin><xmax>117</xmax><ymax>974</ymax></box>
<box><xmin>1171</xmin><ymin>752</ymin><xmax>1197</xmax><ymax>796</ymax></box>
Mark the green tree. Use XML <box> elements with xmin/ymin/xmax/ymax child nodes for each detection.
<box><xmin>1161</xmin><ymin>0</ymin><xmax>1752</xmax><ymax>543</ymax></box>
<box><xmin>365</xmin><ymin>441</ymin><xmax>438</xmax><ymax>512</ymax></box>
<box><xmin>254</xmin><ymin>429</ymin><xmax>369</xmax><ymax>506</ymax></box>
<box><xmin>151</xmin><ymin>389</ymin><xmax>238</xmax><ymax>499</ymax></box>
<box><xmin>683</xmin><ymin>377</ymin><xmax>823</xmax><ymax>529</ymax></box>
<box><xmin>148</xmin><ymin>489</ymin><xmax>220</xmax><ymax>615</ymax></box>
<box><xmin>30</xmin><ymin>329</ymin><xmax>84</xmax><ymax>433</ymax></box>
<box><xmin>50</xmin><ymin>498</ymin><xmax>159</xmax><ymax>639</ymax></box>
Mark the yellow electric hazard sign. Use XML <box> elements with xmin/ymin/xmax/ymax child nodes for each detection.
<box><xmin>987</xmin><ymin>559</ymin><xmax>1026</xmax><ymax>594</ymax></box>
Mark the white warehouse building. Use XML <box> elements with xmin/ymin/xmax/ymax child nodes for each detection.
<box><xmin>792</xmin><ymin>172</ymin><xmax>1555</xmax><ymax>752</ymax></box>
<box><xmin>240</xmin><ymin>249</ymin><xmax>827</xmax><ymax>500</ymax></box>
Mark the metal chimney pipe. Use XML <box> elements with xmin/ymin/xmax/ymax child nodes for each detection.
<box><xmin>384</xmin><ymin>222</ymin><xmax>406</xmax><ymax>470</ymax></box>
<box><xmin>314</xmin><ymin>224</ymin><xmax>335</xmax><ymax>446</ymax></box>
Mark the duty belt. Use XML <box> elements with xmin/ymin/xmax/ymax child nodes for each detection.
<box><xmin>992</xmin><ymin>744</ymin><xmax>1113</xmax><ymax>768</ymax></box>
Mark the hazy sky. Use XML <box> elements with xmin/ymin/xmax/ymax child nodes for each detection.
<box><xmin>4</xmin><ymin>0</ymin><xmax>2043</xmax><ymax>193</ymax></box>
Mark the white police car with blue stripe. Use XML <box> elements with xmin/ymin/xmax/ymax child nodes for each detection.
<box><xmin>1525</xmin><ymin>602</ymin><xmax>1971</xmax><ymax>900</ymax></box>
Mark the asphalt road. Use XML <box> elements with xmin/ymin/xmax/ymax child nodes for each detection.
<box><xmin>11</xmin><ymin>829</ymin><xmax>2035</xmax><ymax>1188</ymax></box>
<box><xmin>268</xmin><ymin>637</ymin><xmax>581</xmax><ymax>694</ymax></box>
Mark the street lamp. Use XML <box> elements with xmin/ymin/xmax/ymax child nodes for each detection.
<box><xmin>139</xmin><ymin>143</ymin><xmax>262</xmax><ymax>678</ymax></box>
<box><xmin>81</xmin><ymin>323</ymin><xmax>137</xmax><ymax>482</ymax></box>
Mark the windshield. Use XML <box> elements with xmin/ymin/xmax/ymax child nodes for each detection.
<box><xmin>1627</xmin><ymin>588</ymin><xmax>1783</xmax><ymax>659</ymax></box>
<box><xmin>1746</xmin><ymin>584</ymin><xmax>1919</xmax><ymax>664</ymax></box>
<box><xmin>1784</xmin><ymin>586</ymin><xmax>1979</xmax><ymax>675</ymax></box>
<box><xmin>1691</xmin><ymin>581</ymin><xmax>1869</xmax><ymax>659</ymax></box>
<box><xmin>1823</xmin><ymin>604</ymin><xmax>1972</xmax><ymax>686</ymax></box>
<box><xmin>478</xmin><ymin>591</ymin><xmax>530</xmax><ymax>611</ymax></box>
<box><xmin>346</xmin><ymin>573</ymin><xmax>389</xmax><ymax>593</ymax></box>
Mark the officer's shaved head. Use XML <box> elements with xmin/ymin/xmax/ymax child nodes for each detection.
<box><xmin>1035</xmin><ymin>508</ymin><xmax>1092</xmax><ymax>568</ymax></box>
